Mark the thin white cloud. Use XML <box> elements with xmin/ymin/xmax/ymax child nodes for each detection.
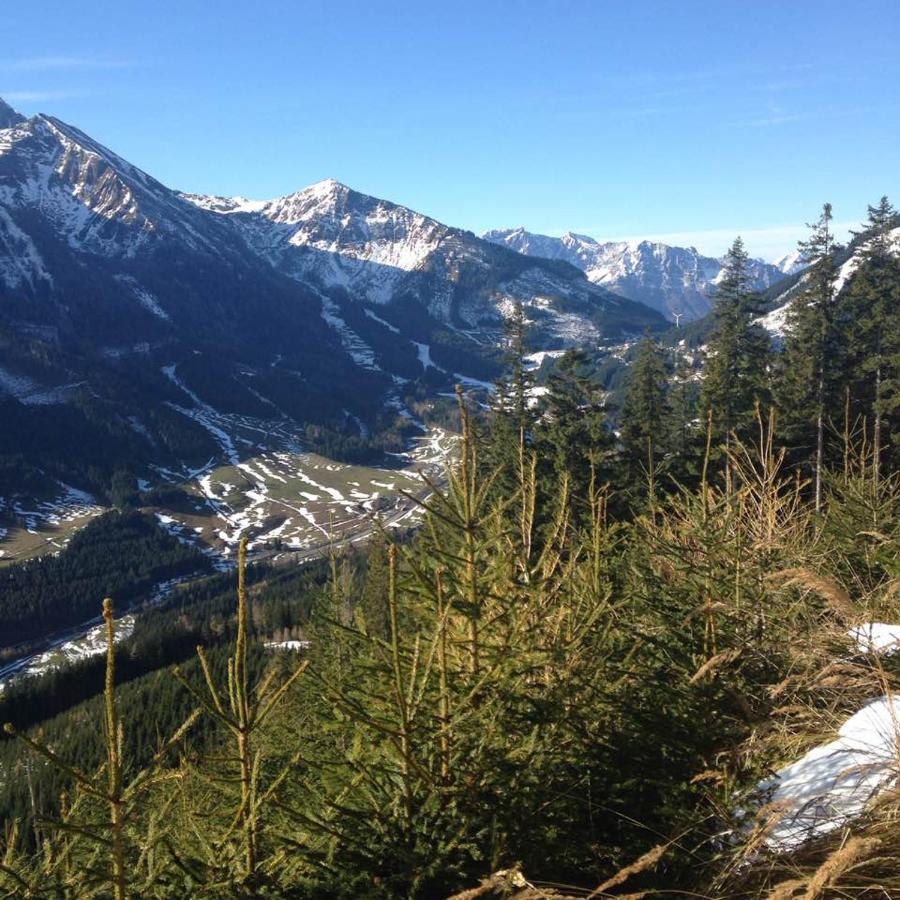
<box><xmin>742</xmin><ymin>113</ymin><xmax>806</xmax><ymax>127</ymax></box>
<box><xmin>1</xmin><ymin>90</ymin><xmax>84</xmax><ymax>103</ymax></box>
<box><xmin>731</xmin><ymin>104</ymin><xmax>808</xmax><ymax>128</ymax></box>
<box><xmin>1</xmin><ymin>57</ymin><xmax>134</xmax><ymax>71</ymax></box>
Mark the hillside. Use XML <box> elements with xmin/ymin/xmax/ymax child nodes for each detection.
<box><xmin>0</xmin><ymin>98</ymin><xmax>665</xmax><ymax>535</ymax></box>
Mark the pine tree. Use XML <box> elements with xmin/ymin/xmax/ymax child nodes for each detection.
<box><xmin>503</xmin><ymin>301</ymin><xmax>533</xmax><ymax>440</ymax></box>
<box><xmin>841</xmin><ymin>196</ymin><xmax>900</xmax><ymax>488</ymax></box>
<box><xmin>620</xmin><ymin>336</ymin><xmax>671</xmax><ymax>501</ymax></box>
<box><xmin>360</xmin><ymin>529</ymin><xmax>391</xmax><ymax>639</ymax></box>
<box><xmin>777</xmin><ymin>204</ymin><xmax>842</xmax><ymax>512</ymax></box>
<box><xmin>484</xmin><ymin>301</ymin><xmax>535</xmax><ymax>484</ymax></box>
<box><xmin>700</xmin><ymin>237</ymin><xmax>772</xmax><ymax>464</ymax></box>
<box><xmin>668</xmin><ymin>348</ymin><xmax>702</xmax><ymax>484</ymax></box>
<box><xmin>534</xmin><ymin>348</ymin><xmax>615</xmax><ymax>519</ymax></box>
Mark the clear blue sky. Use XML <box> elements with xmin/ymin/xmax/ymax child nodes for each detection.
<box><xmin>4</xmin><ymin>0</ymin><xmax>899</xmax><ymax>259</ymax></box>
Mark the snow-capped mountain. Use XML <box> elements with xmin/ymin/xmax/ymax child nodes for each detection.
<box><xmin>0</xmin><ymin>93</ymin><xmax>663</xmax><ymax>344</ymax></box>
<box><xmin>179</xmin><ymin>180</ymin><xmax>665</xmax><ymax>342</ymax></box>
<box><xmin>183</xmin><ymin>179</ymin><xmax>456</xmax><ymax>308</ymax></box>
<box><xmin>483</xmin><ymin>227</ymin><xmax>787</xmax><ymax>321</ymax></box>
<box><xmin>0</xmin><ymin>101</ymin><xmax>242</xmax><ymax>267</ymax></box>
<box><xmin>0</xmin><ymin>96</ymin><xmax>666</xmax><ymax>494</ymax></box>
<box><xmin>773</xmin><ymin>249</ymin><xmax>808</xmax><ymax>276</ymax></box>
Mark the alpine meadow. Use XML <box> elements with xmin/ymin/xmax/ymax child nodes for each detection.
<box><xmin>2</xmin><ymin>2</ymin><xmax>900</xmax><ymax>897</ymax></box>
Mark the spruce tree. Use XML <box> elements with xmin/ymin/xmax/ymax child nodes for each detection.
<box><xmin>534</xmin><ymin>348</ymin><xmax>614</xmax><ymax>519</ymax></box>
<box><xmin>620</xmin><ymin>336</ymin><xmax>671</xmax><ymax>500</ymax></box>
<box><xmin>484</xmin><ymin>301</ymin><xmax>535</xmax><ymax>484</ymax></box>
<box><xmin>777</xmin><ymin>203</ymin><xmax>842</xmax><ymax>512</ymax></box>
<box><xmin>700</xmin><ymin>237</ymin><xmax>772</xmax><ymax>463</ymax></box>
<box><xmin>841</xmin><ymin>196</ymin><xmax>900</xmax><ymax>487</ymax></box>
<box><xmin>360</xmin><ymin>530</ymin><xmax>392</xmax><ymax>639</ymax></box>
<box><xmin>668</xmin><ymin>348</ymin><xmax>702</xmax><ymax>484</ymax></box>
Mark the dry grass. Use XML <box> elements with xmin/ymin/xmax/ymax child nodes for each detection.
<box><xmin>770</xmin><ymin>569</ymin><xmax>855</xmax><ymax>621</ymax></box>
<box><xmin>800</xmin><ymin>836</ymin><xmax>880</xmax><ymax>898</ymax></box>
<box><xmin>585</xmin><ymin>844</ymin><xmax>668</xmax><ymax>898</ymax></box>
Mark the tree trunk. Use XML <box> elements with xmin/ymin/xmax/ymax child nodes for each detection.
<box><xmin>874</xmin><ymin>365</ymin><xmax>882</xmax><ymax>495</ymax></box>
<box><xmin>815</xmin><ymin>394</ymin><xmax>824</xmax><ymax>513</ymax></box>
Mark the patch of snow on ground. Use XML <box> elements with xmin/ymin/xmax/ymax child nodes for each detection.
<box><xmin>758</xmin><ymin>695</ymin><xmax>900</xmax><ymax>850</ymax></box>
<box><xmin>0</xmin><ymin>366</ymin><xmax>81</xmax><ymax>405</ymax></box>
<box><xmin>0</xmin><ymin>206</ymin><xmax>53</xmax><ymax>289</ymax></box>
<box><xmin>364</xmin><ymin>308</ymin><xmax>401</xmax><ymax>333</ymax></box>
<box><xmin>524</xmin><ymin>350</ymin><xmax>566</xmax><ymax>370</ymax></box>
<box><xmin>0</xmin><ymin>616</ymin><xmax>136</xmax><ymax>692</ymax></box>
<box><xmin>162</xmin><ymin>363</ymin><xmax>240</xmax><ymax>465</ymax></box>
<box><xmin>318</xmin><ymin>293</ymin><xmax>378</xmax><ymax>369</ymax></box>
<box><xmin>413</xmin><ymin>341</ymin><xmax>439</xmax><ymax>370</ymax></box>
<box><xmin>11</xmin><ymin>483</ymin><xmax>102</xmax><ymax>533</ymax></box>
<box><xmin>455</xmin><ymin>374</ymin><xmax>496</xmax><ymax>394</ymax></box>
<box><xmin>264</xmin><ymin>639</ymin><xmax>311</xmax><ymax>651</ymax></box>
<box><xmin>849</xmin><ymin>622</ymin><xmax>900</xmax><ymax>656</ymax></box>
<box><xmin>757</xmin><ymin>303</ymin><xmax>791</xmax><ymax>338</ymax></box>
<box><xmin>527</xmin><ymin>385</ymin><xmax>549</xmax><ymax>408</ymax></box>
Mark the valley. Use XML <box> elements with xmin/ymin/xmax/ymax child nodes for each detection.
<box><xmin>0</xmin><ymin>421</ymin><xmax>455</xmax><ymax>567</ymax></box>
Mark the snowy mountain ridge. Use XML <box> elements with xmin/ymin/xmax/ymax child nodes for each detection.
<box><xmin>181</xmin><ymin>179</ymin><xmax>449</xmax><ymax>306</ymax></box>
<box><xmin>483</xmin><ymin>226</ymin><xmax>788</xmax><ymax>321</ymax></box>
<box><xmin>773</xmin><ymin>248</ymin><xmax>808</xmax><ymax>276</ymax></box>
<box><xmin>0</xmin><ymin>105</ymin><xmax>252</xmax><ymax>289</ymax></box>
<box><xmin>177</xmin><ymin>180</ymin><xmax>664</xmax><ymax>340</ymax></box>
<box><xmin>0</xmin><ymin>96</ymin><xmax>664</xmax><ymax>354</ymax></box>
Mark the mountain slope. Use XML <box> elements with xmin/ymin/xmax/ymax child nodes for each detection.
<box><xmin>773</xmin><ymin>249</ymin><xmax>808</xmax><ymax>276</ymax></box>
<box><xmin>181</xmin><ymin>180</ymin><xmax>667</xmax><ymax>344</ymax></box>
<box><xmin>758</xmin><ymin>225</ymin><xmax>900</xmax><ymax>337</ymax></box>
<box><xmin>0</xmin><ymin>97</ymin><xmax>666</xmax><ymax>515</ymax></box>
<box><xmin>483</xmin><ymin>227</ymin><xmax>787</xmax><ymax>321</ymax></box>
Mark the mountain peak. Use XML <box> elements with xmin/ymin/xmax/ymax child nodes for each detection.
<box><xmin>294</xmin><ymin>178</ymin><xmax>350</xmax><ymax>201</ymax></box>
<box><xmin>560</xmin><ymin>231</ymin><xmax>599</xmax><ymax>247</ymax></box>
<box><xmin>309</xmin><ymin>177</ymin><xmax>346</xmax><ymax>190</ymax></box>
<box><xmin>773</xmin><ymin>248</ymin><xmax>808</xmax><ymax>275</ymax></box>
<box><xmin>0</xmin><ymin>97</ymin><xmax>26</xmax><ymax>129</ymax></box>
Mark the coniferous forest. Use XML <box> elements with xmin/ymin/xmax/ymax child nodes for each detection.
<box><xmin>2</xmin><ymin>199</ymin><xmax>900</xmax><ymax>899</ymax></box>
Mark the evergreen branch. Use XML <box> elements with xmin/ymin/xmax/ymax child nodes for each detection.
<box><xmin>3</xmin><ymin>725</ymin><xmax>104</xmax><ymax>799</ymax></box>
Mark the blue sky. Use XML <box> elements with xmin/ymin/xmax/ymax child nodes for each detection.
<box><xmin>3</xmin><ymin>0</ymin><xmax>898</xmax><ymax>259</ymax></box>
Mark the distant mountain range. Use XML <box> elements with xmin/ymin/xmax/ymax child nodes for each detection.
<box><xmin>0</xmin><ymin>96</ymin><xmax>667</xmax><ymax>498</ymax></box>
<box><xmin>483</xmin><ymin>227</ymin><xmax>793</xmax><ymax>321</ymax></box>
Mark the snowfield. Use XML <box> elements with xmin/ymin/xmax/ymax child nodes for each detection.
<box><xmin>0</xmin><ymin>483</ymin><xmax>103</xmax><ymax>561</ymax></box>
<box><xmin>137</xmin><ymin>415</ymin><xmax>457</xmax><ymax>565</ymax></box>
